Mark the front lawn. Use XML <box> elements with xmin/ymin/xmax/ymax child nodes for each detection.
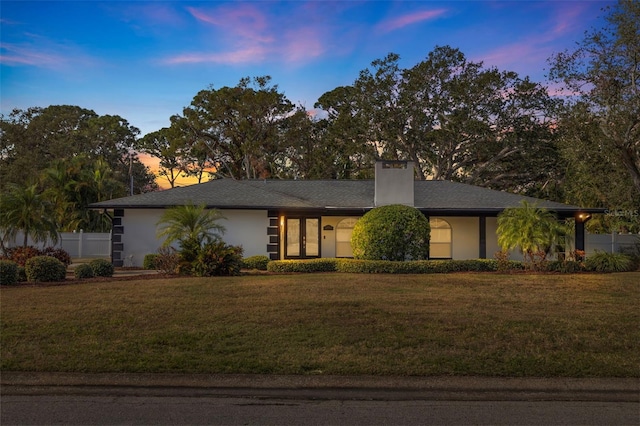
<box><xmin>1</xmin><ymin>272</ymin><xmax>638</xmax><ymax>377</ymax></box>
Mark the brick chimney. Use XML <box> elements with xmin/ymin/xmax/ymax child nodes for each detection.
<box><xmin>374</xmin><ymin>160</ymin><xmax>415</xmax><ymax>207</ymax></box>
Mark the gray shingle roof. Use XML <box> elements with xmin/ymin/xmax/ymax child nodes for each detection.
<box><xmin>90</xmin><ymin>178</ymin><xmax>599</xmax><ymax>215</ymax></box>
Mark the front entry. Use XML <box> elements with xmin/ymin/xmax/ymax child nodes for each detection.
<box><xmin>285</xmin><ymin>217</ymin><xmax>320</xmax><ymax>258</ymax></box>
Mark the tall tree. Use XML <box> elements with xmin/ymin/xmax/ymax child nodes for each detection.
<box><xmin>139</xmin><ymin>127</ymin><xmax>189</xmax><ymax>189</ymax></box>
<box><xmin>315</xmin><ymin>46</ymin><xmax>560</xmax><ymax>192</ymax></box>
<box><xmin>549</xmin><ymin>0</ymin><xmax>640</xmax><ymax>194</ymax></box>
<box><xmin>180</xmin><ymin>76</ymin><xmax>295</xmax><ymax>179</ymax></box>
<box><xmin>0</xmin><ymin>105</ymin><xmax>156</xmax><ymax>194</ymax></box>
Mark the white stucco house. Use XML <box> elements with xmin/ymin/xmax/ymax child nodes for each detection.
<box><xmin>91</xmin><ymin>161</ymin><xmax>602</xmax><ymax>267</ymax></box>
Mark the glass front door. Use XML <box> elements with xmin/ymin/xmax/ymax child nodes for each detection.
<box><xmin>285</xmin><ymin>217</ymin><xmax>320</xmax><ymax>258</ymax></box>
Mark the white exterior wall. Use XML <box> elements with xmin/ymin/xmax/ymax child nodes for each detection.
<box><xmin>121</xmin><ymin>209</ymin><xmax>269</xmax><ymax>267</ymax></box>
<box><xmin>436</xmin><ymin>217</ymin><xmax>479</xmax><ymax>260</ymax></box>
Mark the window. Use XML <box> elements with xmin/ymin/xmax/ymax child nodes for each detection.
<box><xmin>336</xmin><ymin>217</ymin><xmax>359</xmax><ymax>258</ymax></box>
<box><xmin>430</xmin><ymin>218</ymin><xmax>452</xmax><ymax>259</ymax></box>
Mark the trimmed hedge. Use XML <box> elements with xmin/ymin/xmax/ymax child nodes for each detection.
<box><xmin>241</xmin><ymin>255</ymin><xmax>271</xmax><ymax>271</ymax></box>
<box><xmin>267</xmin><ymin>258</ymin><xmax>526</xmax><ymax>274</ymax></box>
<box><xmin>89</xmin><ymin>259</ymin><xmax>115</xmax><ymax>277</ymax></box>
<box><xmin>0</xmin><ymin>260</ymin><xmax>19</xmax><ymax>286</ymax></box>
<box><xmin>25</xmin><ymin>256</ymin><xmax>67</xmax><ymax>282</ymax></box>
<box><xmin>74</xmin><ymin>263</ymin><xmax>95</xmax><ymax>279</ymax></box>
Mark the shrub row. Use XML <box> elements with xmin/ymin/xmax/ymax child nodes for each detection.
<box><xmin>266</xmin><ymin>253</ymin><xmax>637</xmax><ymax>274</ymax></box>
<box><xmin>241</xmin><ymin>255</ymin><xmax>271</xmax><ymax>271</ymax></box>
<box><xmin>267</xmin><ymin>258</ymin><xmax>525</xmax><ymax>274</ymax></box>
<box><xmin>1</xmin><ymin>246</ymin><xmax>72</xmax><ymax>267</ymax></box>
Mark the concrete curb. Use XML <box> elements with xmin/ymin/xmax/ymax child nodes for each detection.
<box><xmin>2</xmin><ymin>372</ymin><xmax>638</xmax><ymax>402</ymax></box>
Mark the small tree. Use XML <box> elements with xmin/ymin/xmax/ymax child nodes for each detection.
<box><xmin>156</xmin><ymin>202</ymin><xmax>226</xmax><ymax>269</ymax></box>
<box><xmin>351</xmin><ymin>204</ymin><xmax>430</xmax><ymax>261</ymax></box>
<box><xmin>0</xmin><ymin>183</ymin><xmax>59</xmax><ymax>248</ymax></box>
<box><xmin>497</xmin><ymin>200</ymin><xmax>566</xmax><ymax>269</ymax></box>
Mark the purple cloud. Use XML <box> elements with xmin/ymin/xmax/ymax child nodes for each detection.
<box><xmin>377</xmin><ymin>9</ymin><xmax>447</xmax><ymax>33</ymax></box>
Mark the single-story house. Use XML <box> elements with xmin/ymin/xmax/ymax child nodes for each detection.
<box><xmin>91</xmin><ymin>161</ymin><xmax>603</xmax><ymax>267</ymax></box>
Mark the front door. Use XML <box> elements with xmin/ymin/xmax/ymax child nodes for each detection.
<box><xmin>285</xmin><ymin>217</ymin><xmax>320</xmax><ymax>258</ymax></box>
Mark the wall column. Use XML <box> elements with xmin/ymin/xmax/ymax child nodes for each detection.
<box><xmin>479</xmin><ymin>216</ymin><xmax>487</xmax><ymax>259</ymax></box>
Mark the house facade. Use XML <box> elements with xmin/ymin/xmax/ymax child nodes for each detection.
<box><xmin>91</xmin><ymin>161</ymin><xmax>601</xmax><ymax>267</ymax></box>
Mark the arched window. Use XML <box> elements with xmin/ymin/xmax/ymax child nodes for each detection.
<box><xmin>336</xmin><ymin>217</ymin><xmax>359</xmax><ymax>258</ymax></box>
<box><xmin>430</xmin><ymin>218</ymin><xmax>452</xmax><ymax>259</ymax></box>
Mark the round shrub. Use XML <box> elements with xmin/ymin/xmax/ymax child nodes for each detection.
<box><xmin>351</xmin><ymin>204</ymin><xmax>430</xmax><ymax>261</ymax></box>
<box><xmin>0</xmin><ymin>260</ymin><xmax>19</xmax><ymax>286</ymax></box>
<box><xmin>242</xmin><ymin>255</ymin><xmax>271</xmax><ymax>271</ymax></box>
<box><xmin>89</xmin><ymin>258</ymin><xmax>115</xmax><ymax>277</ymax></box>
<box><xmin>25</xmin><ymin>256</ymin><xmax>67</xmax><ymax>282</ymax></box>
<box><xmin>74</xmin><ymin>263</ymin><xmax>95</xmax><ymax>279</ymax></box>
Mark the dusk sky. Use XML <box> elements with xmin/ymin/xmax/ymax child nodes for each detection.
<box><xmin>2</xmin><ymin>0</ymin><xmax>614</xmax><ymax>138</ymax></box>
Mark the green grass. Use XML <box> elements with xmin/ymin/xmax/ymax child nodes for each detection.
<box><xmin>1</xmin><ymin>272</ymin><xmax>639</xmax><ymax>377</ymax></box>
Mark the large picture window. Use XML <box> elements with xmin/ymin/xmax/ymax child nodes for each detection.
<box><xmin>430</xmin><ymin>218</ymin><xmax>452</xmax><ymax>259</ymax></box>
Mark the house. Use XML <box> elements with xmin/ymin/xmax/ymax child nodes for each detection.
<box><xmin>91</xmin><ymin>161</ymin><xmax>602</xmax><ymax>267</ymax></box>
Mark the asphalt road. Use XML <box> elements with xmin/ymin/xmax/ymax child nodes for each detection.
<box><xmin>2</xmin><ymin>373</ymin><xmax>638</xmax><ymax>426</ymax></box>
<box><xmin>2</xmin><ymin>394</ymin><xmax>638</xmax><ymax>426</ymax></box>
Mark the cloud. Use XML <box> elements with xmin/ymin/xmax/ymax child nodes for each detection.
<box><xmin>163</xmin><ymin>3</ymin><xmax>330</xmax><ymax>66</ymax></box>
<box><xmin>0</xmin><ymin>40</ymin><xmax>95</xmax><ymax>70</ymax></box>
<box><xmin>377</xmin><ymin>9</ymin><xmax>447</xmax><ymax>33</ymax></box>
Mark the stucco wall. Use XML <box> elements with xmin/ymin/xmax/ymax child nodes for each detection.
<box><xmin>121</xmin><ymin>209</ymin><xmax>268</xmax><ymax>267</ymax></box>
<box><xmin>438</xmin><ymin>217</ymin><xmax>480</xmax><ymax>260</ymax></box>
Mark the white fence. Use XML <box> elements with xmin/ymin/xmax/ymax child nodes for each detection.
<box><xmin>585</xmin><ymin>232</ymin><xmax>639</xmax><ymax>255</ymax></box>
<box><xmin>4</xmin><ymin>230</ymin><xmax>111</xmax><ymax>259</ymax></box>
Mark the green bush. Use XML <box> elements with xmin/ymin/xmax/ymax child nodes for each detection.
<box><xmin>89</xmin><ymin>259</ymin><xmax>115</xmax><ymax>277</ymax></box>
<box><xmin>0</xmin><ymin>260</ymin><xmax>19</xmax><ymax>286</ymax></box>
<box><xmin>143</xmin><ymin>254</ymin><xmax>158</xmax><ymax>270</ymax></box>
<box><xmin>41</xmin><ymin>247</ymin><xmax>72</xmax><ymax>267</ymax></box>
<box><xmin>192</xmin><ymin>241</ymin><xmax>244</xmax><ymax>277</ymax></box>
<box><xmin>351</xmin><ymin>205</ymin><xmax>430</xmax><ymax>261</ymax></box>
<box><xmin>25</xmin><ymin>256</ymin><xmax>67</xmax><ymax>282</ymax></box>
<box><xmin>16</xmin><ymin>266</ymin><xmax>27</xmax><ymax>282</ymax></box>
<box><xmin>546</xmin><ymin>260</ymin><xmax>585</xmax><ymax>273</ymax></box>
<box><xmin>74</xmin><ymin>263</ymin><xmax>95</xmax><ymax>279</ymax></box>
<box><xmin>242</xmin><ymin>255</ymin><xmax>271</xmax><ymax>270</ymax></box>
<box><xmin>266</xmin><ymin>258</ymin><xmax>514</xmax><ymax>274</ymax></box>
<box><xmin>585</xmin><ymin>251</ymin><xmax>633</xmax><ymax>273</ymax></box>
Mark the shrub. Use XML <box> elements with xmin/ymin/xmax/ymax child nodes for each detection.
<box><xmin>74</xmin><ymin>263</ymin><xmax>95</xmax><ymax>279</ymax></box>
<box><xmin>16</xmin><ymin>266</ymin><xmax>27</xmax><ymax>282</ymax></box>
<box><xmin>143</xmin><ymin>254</ymin><xmax>158</xmax><ymax>270</ymax></box>
<box><xmin>546</xmin><ymin>260</ymin><xmax>585</xmax><ymax>274</ymax></box>
<box><xmin>89</xmin><ymin>258</ymin><xmax>114</xmax><ymax>277</ymax></box>
<box><xmin>25</xmin><ymin>256</ymin><xmax>66</xmax><ymax>282</ymax></box>
<box><xmin>351</xmin><ymin>204</ymin><xmax>430</xmax><ymax>261</ymax></box>
<box><xmin>0</xmin><ymin>260</ymin><xmax>19</xmax><ymax>286</ymax></box>
<box><xmin>267</xmin><ymin>258</ymin><xmax>337</xmax><ymax>273</ymax></box>
<box><xmin>155</xmin><ymin>247</ymin><xmax>180</xmax><ymax>275</ymax></box>
<box><xmin>242</xmin><ymin>255</ymin><xmax>271</xmax><ymax>271</ymax></box>
<box><xmin>41</xmin><ymin>247</ymin><xmax>72</xmax><ymax>267</ymax></box>
<box><xmin>585</xmin><ymin>251</ymin><xmax>633</xmax><ymax>273</ymax></box>
<box><xmin>3</xmin><ymin>246</ymin><xmax>42</xmax><ymax>266</ymax></box>
<box><xmin>192</xmin><ymin>241</ymin><xmax>244</xmax><ymax>277</ymax></box>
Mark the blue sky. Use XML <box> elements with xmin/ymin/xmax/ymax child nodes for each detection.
<box><xmin>1</xmin><ymin>0</ymin><xmax>614</xmax><ymax>137</ymax></box>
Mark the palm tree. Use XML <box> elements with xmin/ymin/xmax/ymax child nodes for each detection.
<box><xmin>0</xmin><ymin>183</ymin><xmax>59</xmax><ymax>247</ymax></box>
<box><xmin>156</xmin><ymin>203</ymin><xmax>226</xmax><ymax>250</ymax></box>
<box><xmin>497</xmin><ymin>200</ymin><xmax>565</xmax><ymax>266</ymax></box>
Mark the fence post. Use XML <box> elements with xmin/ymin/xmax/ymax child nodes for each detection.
<box><xmin>78</xmin><ymin>229</ymin><xmax>84</xmax><ymax>258</ymax></box>
<box><xmin>611</xmin><ymin>231</ymin><xmax>616</xmax><ymax>254</ymax></box>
